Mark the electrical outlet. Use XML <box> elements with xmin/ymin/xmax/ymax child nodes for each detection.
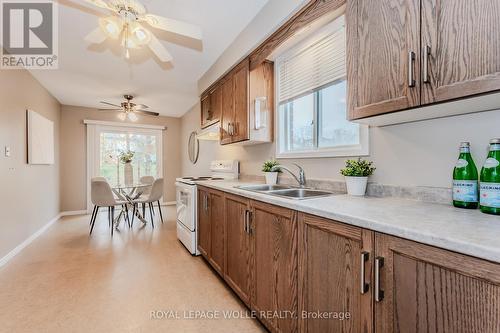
<box><xmin>5</xmin><ymin>146</ymin><xmax>11</xmax><ymax>157</ymax></box>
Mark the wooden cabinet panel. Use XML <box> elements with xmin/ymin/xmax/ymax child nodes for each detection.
<box><xmin>197</xmin><ymin>188</ymin><xmax>210</xmax><ymax>257</ymax></box>
<box><xmin>232</xmin><ymin>59</ymin><xmax>249</xmax><ymax>143</ymax></box>
<box><xmin>209</xmin><ymin>85</ymin><xmax>222</xmax><ymax>125</ymax></box>
<box><xmin>251</xmin><ymin>201</ymin><xmax>298</xmax><ymax>333</ymax></box>
<box><xmin>200</xmin><ymin>94</ymin><xmax>211</xmax><ymax>128</ymax></box>
<box><xmin>209</xmin><ymin>190</ymin><xmax>225</xmax><ymax>275</ymax></box>
<box><xmin>224</xmin><ymin>194</ymin><xmax>252</xmax><ymax>304</ymax></box>
<box><xmin>298</xmin><ymin>213</ymin><xmax>374</xmax><ymax>333</ymax></box>
<box><xmin>220</xmin><ymin>76</ymin><xmax>234</xmax><ymax>145</ymax></box>
<box><xmin>375</xmin><ymin>233</ymin><xmax>500</xmax><ymax>333</ymax></box>
<box><xmin>421</xmin><ymin>0</ymin><xmax>500</xmax><ymax>104</ymax></box>
<box><xmin>348</xmin><ymin>0</ymin><xmax>421</xmax><ymax>119</ymax></box>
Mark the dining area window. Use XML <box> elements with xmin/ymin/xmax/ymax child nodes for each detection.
<box><xmin>99</xmin><ymin>130</ymin><xmax>160</xmax><ymax>185</ymax></box>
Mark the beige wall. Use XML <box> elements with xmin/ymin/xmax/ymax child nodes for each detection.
<box><xmin>198</xmin><ymin>0</ymin><xmax>306</xmax><ymax>93</ymax></box>
<box><xmin>181</xmin><ymin>103</ymin><xmax>500</xmax><ymax>189</ymax></box>
<box><xmin>60</xmin><ymin>105</ymin><xmax>181</xmax><ymax>211</ymax></box>
<box><xmin>0</xmin><ymin>70</ymin><xmax>61</xmax><ymax>259</ymax></box>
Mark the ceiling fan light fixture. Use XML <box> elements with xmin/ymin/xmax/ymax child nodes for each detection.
<box><xmin>127</xmin><ymin>112</ymin><xmax>138</xmax><ymax>121</ymax></box>
<box><xmin>99</xmin><ymin>17</ymin><xmax>122</xmax><ymax>39</ymax></box>
<box><xmin>117</xmin><ymin>112</ymin><xmax>127</xmax><ymax>121</ymax></box>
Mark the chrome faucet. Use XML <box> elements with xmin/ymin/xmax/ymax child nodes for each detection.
<box><xmin>271</xmin><ymin>163</ymin><xmax>307</xmax><ymax>188</ymax></box>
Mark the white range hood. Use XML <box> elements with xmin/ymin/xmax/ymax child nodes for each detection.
<box><xmin>196</xmin><ymin>123</ymin><xmax>220</xmax><ymax>141</ymax></box>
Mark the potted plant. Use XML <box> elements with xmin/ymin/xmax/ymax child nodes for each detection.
<box><xmin>119</xmin><ymin>150</ymin><xmax>135</xmax><ymax>185</ymax></box>
<box><xmin>262</xmin><ymin>159</ymin><xmax>281</xmax><ymax>185</ymax></box>
<box><xmin>340</xmin><ymin>158</ymin><xmax>375</xmax><ymax>196</ymax></box>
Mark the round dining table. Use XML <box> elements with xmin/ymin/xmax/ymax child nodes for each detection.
<box><xmin>111</xmin><ymin>183</ymin><xmax>152</xmax><ymax>228</ymax></box>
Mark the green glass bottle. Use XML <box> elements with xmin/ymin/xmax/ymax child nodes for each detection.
<box><xmin>480</xmin><ymin>138</ymin><xmax>500</xmax><ymax>215</ymax></box>
<box><xmin>452</xmin><ymin>142</ymin><xmax>478</xmax><ymax>209</ymax></box>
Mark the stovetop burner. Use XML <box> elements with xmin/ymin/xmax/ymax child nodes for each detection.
<box><xmin>181</xmin><ymin>176</ymin><xmax>224</xmax><ymax>181</ymax></box>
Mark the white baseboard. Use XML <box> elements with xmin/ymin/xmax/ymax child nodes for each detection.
<box><xmin>60</xmin><ymin>210</ymin><xmax>87</xmax><ymax>217</ymax></box>
<box><xmin>0</xmin><ymin>213</ymin><xmax>62</xmax><ymax>268</ymax></box>
<box><xmin>162</xmin><ymin>201</ymin><xmax>176</xmax><ymax>206</ymax></box>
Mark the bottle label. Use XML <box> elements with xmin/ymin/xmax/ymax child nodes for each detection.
<box><xmin>455</xmin><ymin>159</ymin><xmax>468</xmax><ymax>168</ymax></box>
<box><xmin>480</xmin><ymin>182</ymin><xmax>500</xmax><ymax>208</ymax></box>
<box><xmin>453</xmin><ymin>180</ymin><xmax>478</xmax><ymax>203</ymax></box>
<box><xmin>483</xmin><ymin>158</ymin><xmax>500</xmax><ymax>169</ymax></box>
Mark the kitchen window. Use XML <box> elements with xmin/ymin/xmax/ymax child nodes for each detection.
<box><xmin>276</xmin><ymin>15</ymin><xmax>368</xmax><ymax>158</ymax></box>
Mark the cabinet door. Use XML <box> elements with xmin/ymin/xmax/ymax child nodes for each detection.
<box><xmin>220</xmin><ymin>76</ymin><xmax>234</xmax><ymax>145</ymax></box>
<box><xmin>298</xmin><ymin>213</ymin><xmax>374</xmax><ymax>333</ymax></box>
<box><xmin>197</xmin><ymin>188</ymin><xmax>210</xmax><ymax>257</ymax></box>
<box><xmin>224</xmin><ymin>194</ymin><xmax>251</xmax><ymax>304</ymax></box>
<box><xmin>375</xmin><ymin>233</ymin><xmax>500</xmax><ymax>333</ymax></box>
<box><xmin>421</xmin><ymin>0</ymin><xmax>500</xmax><ymax>104</ymax></box>
<box><xmin>347</xmin><ymin>0</ymin><xmax>420</xmax><ymax>119</ymax></box>
<box><xmin>209</xmin><ymin>84</ymin><xmax>222</xmax><ymax>125</ymax></box>
<box><xmin>200</xmin><ymin>94</ymin><xmax>211</xmax><ymax>128</ymax></box>
<box><xmin>251</xmin><ymin>201</ymin><xmax>298</xmax><ymax>333</ymax></box>
<box><xmin>232</xmin><ymin>59</ymin><xmax>249</xmax><ymax>143</ymax></box>
<box><xmin>209</xmin><ymin>190</ymin><xmax>225</xmax><ymax>275</ymax></box>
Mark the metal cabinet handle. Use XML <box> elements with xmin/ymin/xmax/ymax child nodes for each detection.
<box><xmin>204</xmin><ymin>194</ymin><xmax>208</xmax><ymax>212</ymax></box>
<box><xmin>375</xmin><ymin>257</ymin><xmax>385</xmax><ymax>302</ymax></box>
<box><xmin>423</xmin><ymin>45</ymin><xmax>431</xmax><ymax>84</ymax></box>
<box><xmin>244</xmin><ymin>210</ymin><xmax>252</xmax><ymax>234</ymax></box>
<box><xmin>408</xmin><ymin>51</ymin><xmax>416</xmax><ymax>87</ymax></box>
<box><xmin>360</xmin><ymin>252</ymin><xmax>369</xmax><ymax>294</ymax></box>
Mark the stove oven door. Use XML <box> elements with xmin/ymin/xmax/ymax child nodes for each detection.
<box><xmin>175</xmin><ymin>182</ymin><xmax>196</xmax><ymax>231</ymax></box>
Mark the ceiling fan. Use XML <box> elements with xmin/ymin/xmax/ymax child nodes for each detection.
<box><xmin>83</xmin><ymin>0</ymin><xmax>203</xmax><ymax>63</ymax></box>
<box><xmin>99</xmin><ymin>94</ymin><xmax>159</xmax><ymax>121</ymax></box>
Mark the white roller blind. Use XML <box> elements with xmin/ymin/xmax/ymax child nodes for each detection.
<box><xmin>278</xmin><ymin>16</ymin><xmax>346</xmax><ymax>104</ymax></box>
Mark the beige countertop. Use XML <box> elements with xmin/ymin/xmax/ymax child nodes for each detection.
<box><xmin>196</xmin><ymin>179</ymin><xmax>500</xmax><ymax>264</ymax></box>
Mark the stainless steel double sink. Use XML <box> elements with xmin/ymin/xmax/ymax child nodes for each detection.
<box><xmin>235</xmin><ymin>184</ymin><xmax>337</xmax><ymax>200</ymax></box>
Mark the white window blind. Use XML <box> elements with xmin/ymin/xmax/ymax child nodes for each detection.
<box><xmin>278</xmin><ymin>16</ymin><xmax>346</xmax><ymax>104</ymax></box>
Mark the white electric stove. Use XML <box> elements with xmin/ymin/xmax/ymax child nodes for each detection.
<box><xmin>175</xmin><ymin>160</ymin><xmax>239</xmax><ymax>255</ymax></box>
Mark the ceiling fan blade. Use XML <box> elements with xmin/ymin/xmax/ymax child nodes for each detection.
<box><xmin>98</xmin><ymin>108</ymin><xmax>122</xmax><ymax>111</ymax></box>
<box><xmin>142</xmin><ymin>14</ymin><xmax>202</xmax><ymax>41</ymax></box>
<box><xmin>135</xmin><ymin>104</ymin><xmax>149</xmax><ymax>109</ymax></box>
<box><xmin>148</xmin><ymin>34</ymin><xmax>173</xmax><ymax>63</ymax></box>
<box><xmin>85</xmin><ymin>27</ymin><xmax>107</xmax><ymax>44</ymax></box>
<box><xmin>83</xmin><ymin>0</ymin><xmax>111</xmax><ymax>10</ymax></box>
<box><xmin>100</xmin><ymin>101</ymin><xmax>122</xmax><ymax>107</ymax></box>
<box><xmin>135</xmin><ymin>110</ymin><xmax>159</xmax><ymax>116</ymax></box>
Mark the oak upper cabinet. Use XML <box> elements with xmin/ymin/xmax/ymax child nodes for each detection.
<box><xmin>224</xmin><ymin>193</ymin><xmax>252</xmax><ymax>305</ymax></box>
<box><xmin>208</xmin><ymin>58</ymin><xmax>273</xmax><ymax>145</ymax></box>
<box><xmin>208</xmin><ymin>190</ymin><xmax>225</xmax><ymax>275</ymax></box>
<box><xmin>298</xmin><ymin>213</ymin><xmax>374</xmax><ymax>333</ymax></box>
<box><xmin>347</xmin><ymin>0</ymin><xmax>420</xmax><ymax>119</ymax></box>
<box><xmin>374</xmin><ymin>233</ymin><xmax>500</xmax><ymax>333</ymax></box>
<box><xmin>421</xmin><ymin>0</ymin><xmax>500</xmax><ymax>104</ymax></box>
<box><xmin>231</xmin><ymin>60</ymin><xmax>250</xmax><ymax>143</ymax></box>
<box><xmin>201</xmin><ymin>85</ymin><xmax>221</xmax><ymax>129</ymax></box>
<box><xmin>197</xmin><ymin>188</ymin><xmax>211</xmax><ymax>257</ymax></box>
<box><xmin>251</xmin><ymin>201</ymin><xmax>298</xmax><ymax>333</ymax></box>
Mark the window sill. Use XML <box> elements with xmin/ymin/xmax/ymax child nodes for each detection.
<box><xmin>276</xmin><ymin>145</ymin><xmax>369</xmax><ymax>159</ymax></box>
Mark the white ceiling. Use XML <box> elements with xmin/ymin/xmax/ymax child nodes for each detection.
<box><xmin>30</xmin><ymin>0</ymin><xmax>269</xmax><ymax>117</ymax></box>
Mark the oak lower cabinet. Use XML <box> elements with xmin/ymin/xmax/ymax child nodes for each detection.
<box><xmin>251</xmin><ymin>201</ymin><xmax>298</xmax><ymax>333</ymax></box>
<box><xmin>298</xmin><ymin>213</ymin><xmax>374</xmax><ymax>333</ymax></box>
<box><xmin>197</xmin><ymin>188</ymin><xmax>210</xmax><ymax>257</ymax></box>
<box><xmin>224</xmin><ymin>193</ymin><xmax>252</xmax><ymax>305</ymax></box>
<box><xmin>197</xmin><ymin>187</ymin><xmax>225</xmax><ymax>274</ymax></box>
<box><xmin>374</xmin><ymin>233</ymin><xmax>500</xmax><ymax>333</ymax></box>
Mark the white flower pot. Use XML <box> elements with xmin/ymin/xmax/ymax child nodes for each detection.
<box><xmin>345</xmin><ymin>176</ymin><xmax>368</xmax><ymax>196</ymax></box>
<box><xmin>264</xmin><ymin>172</ymin><xmax>278</xmax><ymax>185</ymax></box>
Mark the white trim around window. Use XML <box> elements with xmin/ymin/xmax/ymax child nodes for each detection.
<box><xmin>274</xmin><ymin>14</ymin><xmax>369</xmax><ymax>159</ymax></box>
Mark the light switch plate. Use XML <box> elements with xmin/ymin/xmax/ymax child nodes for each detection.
<box><xmin>5</xmin><ymin>146</ymin><xmax>11</xmax><ymax>157</ymax></box>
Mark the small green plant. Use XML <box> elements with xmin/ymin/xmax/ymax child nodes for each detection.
<box><xmin>119</xmin><ymin>150</ymin><xmax>135</xmax><ymax>164</ymax></box>
<box><xmin>262</xmin><ymin>159</ymin><xmax>281</xmax><ymax>173</ymax></box>
<box><xmin>340</xmin><ymin>158</ymin><xmax>375</xmax><ymax>177</ymax></box>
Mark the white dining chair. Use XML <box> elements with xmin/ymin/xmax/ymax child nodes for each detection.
<box><xmin>90</xmin><ymin>180</ymin><xmax>129</xmax><ymax>236</ymax></box>
<box><xmin>133</xmin><ymin>178</ymin><xmax>164</xmax><ymax>228</ymax></box>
